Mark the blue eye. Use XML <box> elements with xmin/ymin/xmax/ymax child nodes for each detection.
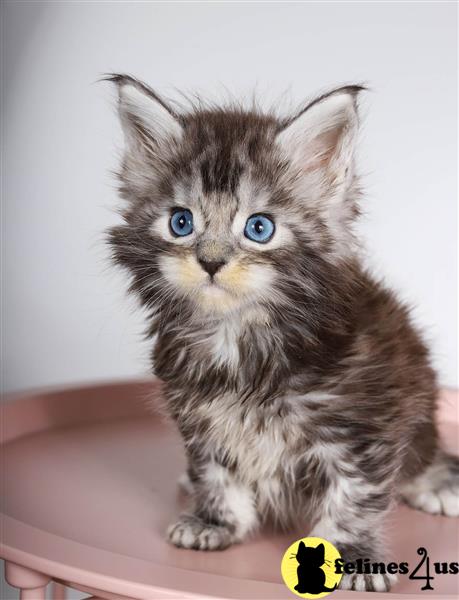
<box><xmin>170</xmin><ymin>209</ymin><xmax>193</xmax><ymax>237</ymax></box>
<box><xmin>244</xmin><ymin>214</ymin><xmax>275</xmax><ymax>243</ymax></box>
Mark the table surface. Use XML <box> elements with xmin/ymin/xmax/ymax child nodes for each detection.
<box><xmin>1</xmin><ymin>380</ymin><xmax>458</xmax><ymax>599</ymax></box>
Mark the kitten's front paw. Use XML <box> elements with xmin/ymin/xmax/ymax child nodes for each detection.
<box><xmin>167</xmin><ymin>514</ymin><xmax>234</xmax><ymax>551</ymax></box>
<box><xmin>339</xmin><ymin>572</ymin><xmax>398</xmax><ymax>592</ymax></box>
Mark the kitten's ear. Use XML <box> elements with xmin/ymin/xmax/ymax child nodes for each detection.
<box><xmin>298</xmin><ymin>541</ymin><xmax>306</xmax><ymax>550</ymax></box>
<box><xmin>277</xmin><ymin>85</ymin><xmax>364</xmax><ymax>189</ymax></box>
<box><xmin>107</xmin><ymin>74</ymin><xmax>182</xmax><ymax>157</ymax></box>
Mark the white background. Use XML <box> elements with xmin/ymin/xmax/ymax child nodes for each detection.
<box><xmin>1</xmin><ymin>2</ymin><xmax>457</xmax><ymax>598</ymax></box>
<box><xmin>3</xmin><ymin>2</ymin><xmax>457</xmax><ymax>397</ymax></box>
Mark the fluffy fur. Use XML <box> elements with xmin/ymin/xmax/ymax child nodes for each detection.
<box><xmin>106</xmin><ymin>74</ymin><xmax>459</xmax><ymax>592</ymax></box>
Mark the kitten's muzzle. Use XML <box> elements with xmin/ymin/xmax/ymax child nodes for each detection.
<box><xmin>196</xmin><ymin>239</ymin><xmax>232</xmax><ymax>278</ymax></box>
<box><xmin>198</xmin><ymin>258</ymin><xmax>226</xmax><ymax>277</ymax></box>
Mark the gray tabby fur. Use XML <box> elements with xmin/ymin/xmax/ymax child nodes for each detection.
<box><xmin>106</xmin><ymin>74</ymin><xmax>459</xmax><ymax>592</ymax></box>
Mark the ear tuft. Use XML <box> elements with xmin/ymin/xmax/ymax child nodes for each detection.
<box><xmin>104</xmin><ymin>73</ymin><xmax>182</xmax><ymax>154</ymax></box>
<box><xmin>277</xmin><ymin>85</ymin><xmax>365</xmax><ymax>189</ymax></box>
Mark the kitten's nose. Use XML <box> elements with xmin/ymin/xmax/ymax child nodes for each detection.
<box><xmin>199</xmin><ymin>259</ymin><xmax>225</xmax><ymax>277</ymax></box>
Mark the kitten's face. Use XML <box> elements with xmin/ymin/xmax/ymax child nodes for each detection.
<box><xmin>151</xmin><ymin>137</ymin><xmax>296</xmax><ymax>315</ymax></box>
<box><xmin>108</xmin><ymin>76</ymin><xmax>362</xmax><ymax>320</ymax></box>
<box><xmin>154</xmin><ymin>188</ymin><xmax>281</xmax><ymax>315</ymax></box>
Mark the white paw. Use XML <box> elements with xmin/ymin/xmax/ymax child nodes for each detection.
<box><xmin>167</xmin><ymin>515</ymin><xmax>233</xmax><ymax>550</ymax></box>
<box><xmin>403</xmin><ymin>486</ymin><xmax>459</xmax><ymax>517</ymax></box>
<box><xmin>339</xmin><ymin>572</ymin><xmax>398</xmax><ymax>592</ymax></box>
<box><xmin>401</xmin><ymin>454</ymin><xmax>459</xmax><ymax>517</ymax></box>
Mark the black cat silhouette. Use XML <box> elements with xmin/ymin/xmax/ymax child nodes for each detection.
<box><xmin>293</xmin><ymin>541</ymin><xmax>337</xmax><ymax>595</ymax></box>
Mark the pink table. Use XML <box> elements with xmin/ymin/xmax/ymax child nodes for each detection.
<box><xmin>1</xmin><ymin>380</ymin><xmax>458</xmax><ymax>600</ymax></box>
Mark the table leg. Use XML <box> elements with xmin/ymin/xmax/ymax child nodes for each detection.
<box><xmin>4</xmin><ymin>562</ymin><xmax>51</xmax><ymax>600</ymax></box>
<box><xmin>52</xmin><ymin>581</ymin><xmax>67</xmax><ymax>600</ymax></box>
<box><xmin>19</xmin><ymin>588</ymin><xmax>47</xmax><ymax>600</ymax></box>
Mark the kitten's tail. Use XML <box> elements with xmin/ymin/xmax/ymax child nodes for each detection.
<box><xmin>323</xmin><ymin>584</ymin><xmax>337</xmax><ymax>592</ymax></box>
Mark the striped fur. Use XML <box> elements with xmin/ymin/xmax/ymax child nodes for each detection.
<box><xmin>106</xmin><ymin>75</ymin><xmax>458</xmax><ymax>592</ymax></box>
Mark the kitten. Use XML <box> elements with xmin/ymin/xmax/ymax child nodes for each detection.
<box><xmin>106</xmin><ymin>74</ymin><xmax>459</xmax><ymax>592</ymax></box>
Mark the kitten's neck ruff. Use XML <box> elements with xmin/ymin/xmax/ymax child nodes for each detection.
<box><xmin>153</xmin><ymin>258</ymin><xmax>363</xmax><ymax>403</ymax></box>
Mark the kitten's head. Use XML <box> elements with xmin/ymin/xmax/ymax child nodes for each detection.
<box><xmin>108</xmin><ymin>75</ymin><xmax>363</xmax><ymax>320</ymax></box>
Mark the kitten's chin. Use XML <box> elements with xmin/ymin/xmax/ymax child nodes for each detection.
<box><xmin>195</xmin><ymin>282</ymin><xmax>247</xmax><ymax>315</ymax></box>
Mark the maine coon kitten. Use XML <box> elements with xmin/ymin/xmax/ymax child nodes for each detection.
<box><xmin>106</xmin><ymin>74</ymin><xmax>459</xmax><ymax>592</ymax></box>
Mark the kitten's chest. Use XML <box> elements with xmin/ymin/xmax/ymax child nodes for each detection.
<box><xmin>193</xmin><ymin>397</ymin><xmax>305</xmax><ymax>483</ymax></box>
<box><xmin>159</xmin><ymin>309</ymin><xmax>278</xmax><ymax>381</ymax></box>
<box><xmin>206</xmin><ymin>318</ymin><xmax>241</xmax><ymax>372</ymax></box>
